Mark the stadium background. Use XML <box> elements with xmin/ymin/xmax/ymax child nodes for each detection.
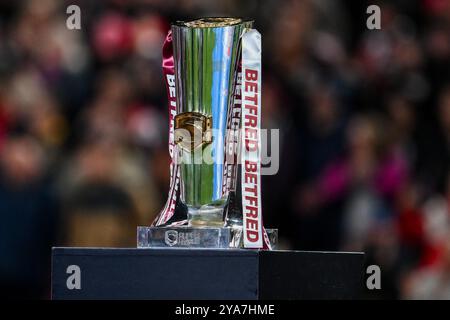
<box><xmin>0</xmin><ymin>0</ymin><xmax>449</xmax><ymax>299</ymax></box>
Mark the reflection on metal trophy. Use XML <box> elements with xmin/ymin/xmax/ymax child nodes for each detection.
<box><xmin>172</xmin><ymin>18</ymin><xmax>252</xmax><ymax>227</ymax></box>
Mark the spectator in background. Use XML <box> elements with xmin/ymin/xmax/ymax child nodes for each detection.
<box><xmin>0</xmin><ymin>133</ymin><xmax>58</xmax><ymax>298</ymax></box>
<box><xmin>404</xmin><ymin>232</ymin><xmax>450</xmax><ymax>299</ymax></box>
<box><xmin>60</xmin><ymin>139</ymin><xmax>137</xmax><ymax>247</ymax></box>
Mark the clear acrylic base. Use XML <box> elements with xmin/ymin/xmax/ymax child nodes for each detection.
<box><xmin>137</xmin><ymin>226</ymin><xmax>278</xmax><ymax>249</ymax></box>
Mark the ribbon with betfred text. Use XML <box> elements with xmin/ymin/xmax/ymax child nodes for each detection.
<box><xmin>241</xmin><ymin>29</ymin><xmax>271</xmax><ymax>249</ymax></box>
<box><xmin>152</xmin><ymin>30</ymin><xmax>180</xmax><ymax>226</ymax></box>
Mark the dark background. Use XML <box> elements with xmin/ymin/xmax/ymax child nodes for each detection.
<box><xmin>0</xmin><ymin>0</ymin><xmax>449</xmax><ymax>299</ymax></box>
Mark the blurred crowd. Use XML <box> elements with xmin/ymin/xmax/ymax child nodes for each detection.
<box><xmin>0</xmin><ymin>0</ymin><xmax>449</xmax><ymax>299</ymax></box>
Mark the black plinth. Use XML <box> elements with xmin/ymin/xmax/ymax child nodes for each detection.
<box><xmin>51</xmin><ymin>248</ymin><xmax>364</xmax><ymax>300</ymax></box>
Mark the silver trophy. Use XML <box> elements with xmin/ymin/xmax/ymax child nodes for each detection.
<box><xmin>138</xmin><ymin>18</ymin><xmax>277</xmax><ymax>249</ymax></box>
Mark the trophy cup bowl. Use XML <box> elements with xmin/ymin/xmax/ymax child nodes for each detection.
<box><xmin>172</xmin><ymin>18</ymin><xmax>253</xmax><ymax>227</ymax></box>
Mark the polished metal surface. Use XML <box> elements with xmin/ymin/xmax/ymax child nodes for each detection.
<box><xmin>172</xmin><ymin>18</ymin><xmax>253</xmax><ymax>226</ymax></box>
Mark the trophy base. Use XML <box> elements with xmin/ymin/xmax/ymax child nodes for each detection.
<box><xmin>137</xmin><ymin>226</ymin><xmax>278</xmax><ymax>249</ymax></box>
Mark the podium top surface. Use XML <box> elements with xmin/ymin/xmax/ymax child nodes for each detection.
<box><xmin>52</xmin><ymin>247</ymin><xmax>364</xmax><ymax>256</ymax></box>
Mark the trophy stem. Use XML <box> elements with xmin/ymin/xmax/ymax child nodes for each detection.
<box><xmin>188</xmin><ymin>205</ymin><xmax>225</xmax><ymax>227</ymax></box>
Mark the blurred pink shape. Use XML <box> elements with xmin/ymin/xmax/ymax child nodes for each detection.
<box><xmin>93</xmin><ymin>12</ymin><xmax>133</xmax><ymax>61</ymax></box>
<box><xmin>318</xmin><ymin>160</ymin><xmax>351</xmax><ymax>202</ymax></box>
<box><xmin>375</xmin><ymin>150</ymin><xmax>409</xmax><ymax>197</ymax></box>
